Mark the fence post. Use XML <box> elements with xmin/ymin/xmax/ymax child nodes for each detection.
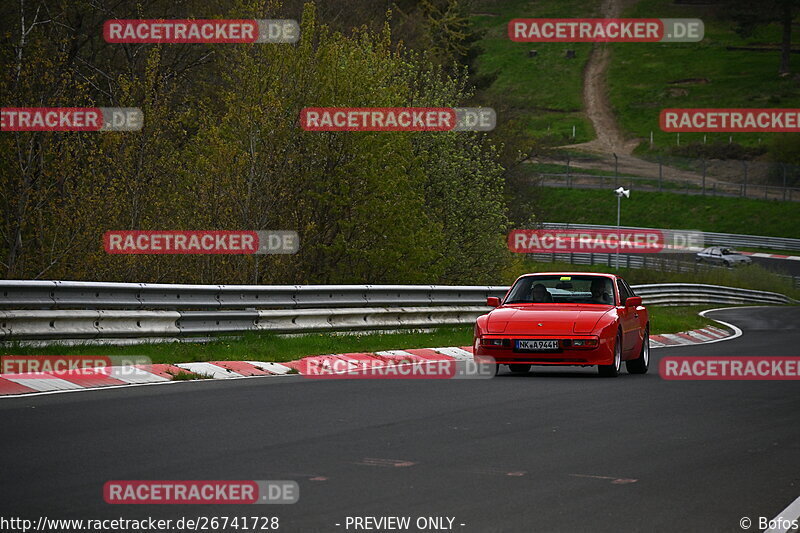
<box><xmin>741</xmin><ymin>161</ymin><xmax>748</xmax><ymax>198</ymax></box>
<box><xmin>702</xmin><ymin>159</ymin><xmax>706</xmax><ymax>195</ymax></box>
<box><xmin>567</xmin><ymin>156</ymin><xmax>571</xmax><ymax>188</ymax></box>
<box><xmin>783</xmin><ymin>164</ymin><xmax>787</xmax><ymax>201</ymax></box>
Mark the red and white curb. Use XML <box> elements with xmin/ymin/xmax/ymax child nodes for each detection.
<box><xmin>739</xmin><ymin>251</ymin><xmax>800</xmax><ymax>261</ymax></box>
<box><xmin>0</xmin><ymin>324</ymin><xmax>736</xmax><ymax>397</ymax></box>
<box><xmin>0</xmin><ymin>347</ymin><xmax>474</xmax><ymax>397</ymax></box>
<box><xmin>649</xmin><ymin>325</ymin><xmax>732</xmax><ymax>348</ymax></box>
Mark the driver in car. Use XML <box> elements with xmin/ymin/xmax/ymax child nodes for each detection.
<box><xmin>532</xmin><ymin>283</ymin><xmax>552</xmax><ymax>303</ymax></box>
<box><xmin>589</xmin><ymin>278</ymin><xmax>612</xmax><ymax>304</ymax></box>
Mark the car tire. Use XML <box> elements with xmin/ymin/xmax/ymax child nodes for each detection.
<box><xmin>508</xmin><ymin>364</ymin><xmax>531</xmax><ymax>374</ymax></box>
<box><xmin>626</xmin><ymin>328</ymin><xmax>649</xmax><ymax>374</ymax></box>
<box><xmin>723</xmin><ymin>260</ymin><xmax>731</xmax><ymax>267</ymax></box>
<box><xmin>598</xmin><ymin>331</ymin><xmax>622</xmax><ymax>377</ymax></box>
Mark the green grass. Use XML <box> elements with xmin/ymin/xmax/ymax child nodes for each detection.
<box><xmin>608</xmin><ymin>0</ymin><xmax>800</xmax><ymax>152</ymax></box>
<box><xmin>529</xmin><ymin>187</ymin><xmax>800</xmax><ymax>239</ymax></box>
<box><xmin>647</xmin><ymin>305</ymin><xmax>717</xmax><ymax>335</ymax></box>
<box><xmin>470</xmin><ymin>0</ymin><xmax>599</xmax><ymax>145</ymax></box>
<box><xmin>504</xmin><ymin>259</ymin><xmax>799</xmax><ymax>300</ymax></box>
<box><xmin>0</xmin><ymin>327</ymin><xmax>475</xmax><ymax>365</ymax></box>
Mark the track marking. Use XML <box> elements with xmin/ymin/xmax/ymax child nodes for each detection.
<box><xmin>355</xmin><ymin>458</ymin><xmax>416</xmax><ymax>468</ymax></box>
<box><xmin>569</xmin><ymin>473</ymin><xmax>637</xmax><ymax>484</ymax></box>
<box><xmin>697</xmin><ymin>307</ymin><xmax>746</xmax><ymax>344</ymax></box>
<box><xmin>763</xmin><ymin>495</ymin><xmax>800</xmax><ymax>533</ymax></box>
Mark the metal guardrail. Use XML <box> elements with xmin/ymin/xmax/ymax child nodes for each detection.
<box><xmin>0</xmin><ymin>281</ymin><xmax>502</xmax><ymax>310</ymax></box>
<box><xmin>541</xmin><ymin>223</ymin><xmax>800</xmax><ymax>252</ymax></box>
<box><xmin>632</xmin><ymin>283</ymin><xmax>792</xmax><ymax>306</ymax></box>
<box><xmin>0</xmin><ymin>281</ymin><xmax>793</xmax><ymax>342</ymax></box>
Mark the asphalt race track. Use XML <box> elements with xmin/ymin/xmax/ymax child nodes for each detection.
<box><xmin>1</xmin><ymin>307</ymin><xmax>798</xmax><ymax>533</ymax></box>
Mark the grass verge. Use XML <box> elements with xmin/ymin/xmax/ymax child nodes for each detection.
<box><xmin>528</xmin><ymin>187</ymin><xmax>800</xmax><ymax>239</ymax></box>
<box><xmin>648</xmin><ymin>305</ymin><xmax>717</xmax><ymax>335</ymax></box>
<box><xmin>0</xmin><ymin>307</ymin><xmax>740</xmax><ymax>366</ymax></box>
<box><xmin>0</xmin><ymin>327</ymin><xmax>475</xmax><ymax>365</ymax></box>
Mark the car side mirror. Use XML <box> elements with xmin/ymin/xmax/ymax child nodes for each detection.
<box><xmin>625</xmin><ymin>296</ymin><xmax>642</xmax><ymax>308</ymax></box>
<box><xmin>486</xmin><ymin>297</ymin><xmax>501</xmax><ymax>307</ymax></box>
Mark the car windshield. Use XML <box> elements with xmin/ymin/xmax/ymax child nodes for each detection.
<box><xmin>504</xmin><ymin>275</ymin><xmax>615</xmax><ymax>305</ymax></box>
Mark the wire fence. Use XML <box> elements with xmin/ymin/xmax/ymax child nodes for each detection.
<box><xmin>528</xmin><ymin>252</ymin><xmax>800</xmax><ymax>289</ymax></box>
<box><xmin>531</xmin><ymin>152</ymin><xmax>800</xmax><ymax>201</ymax></box>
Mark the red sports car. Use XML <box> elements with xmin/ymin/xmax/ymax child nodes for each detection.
<box><xmin>474</xmin><ymin>272</ymin><xmax>649</xmax><ymax>377</ymax></box>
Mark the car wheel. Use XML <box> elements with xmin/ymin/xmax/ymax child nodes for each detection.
<box><xmin>723</xmin><ymin>260</ymin><xmax>731</xmax><ymax>267</ymax></box>
<box><xmin>508</xmin><ymin>364</ymin><xmax>531</xmax><ymax>374</ymax></box>
<box><xmin>598</xmin><ymin>331</ymin><xmax>622</xmax><ymax>377</ymax></box>
<box><xmin>626</xmin><ymin>328</ymin><xmax>649</xmax><ymax>374</ymax></box>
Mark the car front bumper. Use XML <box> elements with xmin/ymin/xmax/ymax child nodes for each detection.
<box><xmin>474</xmin><ymin>335</ymin><xmax>614</xmax><ymax>366</ymax></box>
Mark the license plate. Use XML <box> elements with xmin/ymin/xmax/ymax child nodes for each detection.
<box><xmin>515</xmin><ymin>339</ymin><xmax>560</xmax><ymax>352</ymax></box>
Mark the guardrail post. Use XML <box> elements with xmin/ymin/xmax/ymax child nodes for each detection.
<box><xmin>658</xmin><ymin>157</ymin><xmax>663</xmax><ymax>191</ymax></box>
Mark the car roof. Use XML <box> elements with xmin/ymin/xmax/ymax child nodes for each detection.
<box><xmin>518</xmin><ymin>272</ymin><xmax>619</xmax><ymax>279</ymax></box>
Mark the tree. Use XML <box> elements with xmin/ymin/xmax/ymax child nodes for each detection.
<box><xmin>726</xmin><ymin>0</ymin><xmax>796</xmax><ymax>75</ymax></box>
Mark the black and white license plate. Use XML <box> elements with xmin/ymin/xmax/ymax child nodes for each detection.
<box><xmin>515</xmin><ymin>339</ymin><xmax>560</xmax><ymax>352</ymax></box>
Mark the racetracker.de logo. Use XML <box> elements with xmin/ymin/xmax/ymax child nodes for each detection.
<box><xmin>299</xmin><ymin>107</ymin><xmax>496</xmax><ymax>132</ymax></box>
<box><xmin>660</xmin><ymin>357</ymin><xmax>800</xmax><ymax>380</ymax></box>
<box><xmin>508</xmin><ymin>18</ymin><xmax>703</xmax><ymax>43</ymax></box>
<box><xmin>104</xmin><ymin>231</ymin><xmax>299</xmax><ymax>255</ymax></box>
<box><xmin>301</xmin><ymin>358</ymin><xmax>495</xmax><ymax>379</ymax></box>
<box><xmin>104</xmin><ymin>480</ymin><xmax>299</xmax><ymax>504</ymax></box>
<box><xmin>1</xmin><ymin>107</ymin><xmax>143</xmax><ymax>131</ymax></box>
<box><xmin>507</xmin><ymin>229</ymin><xmax>704</xmax><ymax>254</ymax></box>
<box><xmin>660</xmin><ymin>109</ymin><xmax>800</xmax><ymax>132</ymax></box>
<box><xmin>1</xmin><ymin>355</ymin><xmax>152</xmax><ymax>375</ymax></box>
<box><xmin>103</xmin><ymin>19</ymin><xmax>299</xmax><ymax>43</ymax></box>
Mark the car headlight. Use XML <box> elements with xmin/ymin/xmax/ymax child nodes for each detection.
<box><xmin>480</xmin><ymin>338</ymin><xmax>510</xmax><ymax>347</ymax></box>
<box><xmin>572</xmin><ymin>338</ymin><xmax>599</xmax><ymax>347</ymax></box>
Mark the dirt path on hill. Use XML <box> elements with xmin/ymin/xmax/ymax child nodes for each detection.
<box><xmin>562</xmin><ymin>0</ymin><xmax>639</xmax><ymax>155</ymax></box>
